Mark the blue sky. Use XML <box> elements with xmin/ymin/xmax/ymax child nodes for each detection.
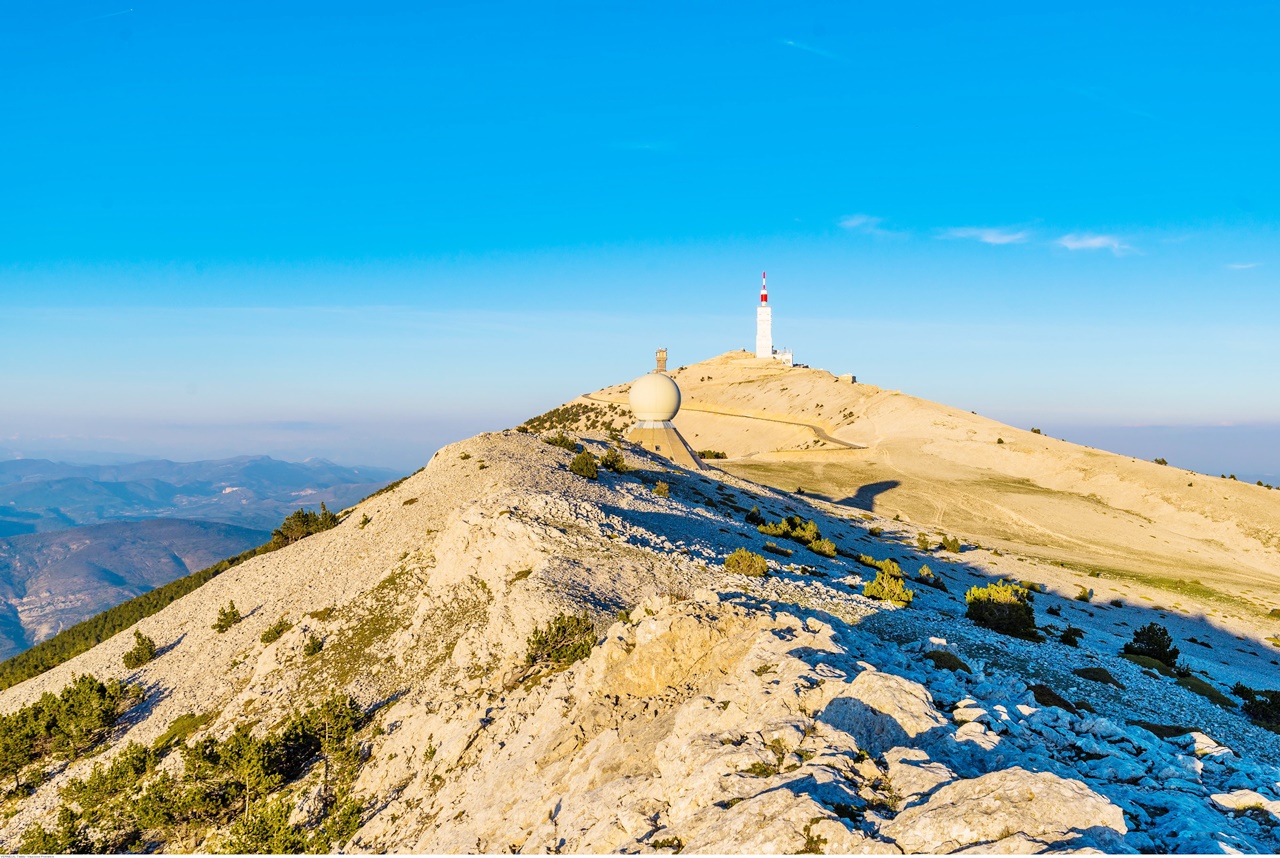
<box><xmin>2</xmin><ymin>1</ymin><xmax>1278</xmax><ymax>475</ymax></box>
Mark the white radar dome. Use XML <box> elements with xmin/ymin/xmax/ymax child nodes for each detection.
<box><xmin>629</xmin><ymin>372</ymin><xmax>681</xmax><ymax>422</ymax></box>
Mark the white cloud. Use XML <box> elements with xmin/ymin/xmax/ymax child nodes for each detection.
<box><xmin>1227</xmin><ymin>262</ymin><xmax>1262</xmax><ymax>270</ymax></box>
<box><xmin>1056</xmin><ymin>233</ymin><xmax>1134</xmax><ymax>255</ymax></box>
<box><xmin>941</xmin><ymin>227</ymin><xmax>1030</xmax><ymax>245</ymax></box>
<box><xmin>780</xmin><ymin>39</ymin><xmax>841</xmax><ymax>61</ymax></box>
<box><xmin>838</xmin><ymin>214</ymin><xmax>903</xmax><ymax>237</ymax></box>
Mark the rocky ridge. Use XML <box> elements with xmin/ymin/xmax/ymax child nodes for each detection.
<box><xmin>0</xmin><ymin>429</ymin><xmax>1278</xmax><ymax>853</ymax></box>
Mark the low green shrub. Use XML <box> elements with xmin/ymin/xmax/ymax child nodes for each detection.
<box><xmin>600</xmin><ymin>448</ymin><xmax>629</xmax><ymax>473</ymax></box>
<box><xmin>1029</xmin><ymin>683</ymin><xmax>1077</xmax><ymax>714</ymax></box>
<box><xmin>303</xmin><ymin>635</ymin><xmax>323</xmax><ymax>657</ymax></box>
<box><xmin>1120</xmin><ymin>653</ymin><xmax>1176</xmax><ymax>677</ymax></box>
<box><xmin>923</xmin><ymin>650</ymin><xmax>971</xmax><ymax>673</ymax></box>
<box><xmin>1073</xmin><ymin>666</ymin><xmax>1123</xmax><ymax>688</ymax></box>
<box><xmin>1177</xmin><ymin>676</ymin><xmax>1234</xmax><ymax>708</ymax></box>
<box><xmin>260</xmin><ymin>618</ymin><xmax>293</xmax><ymax>645</ymax></box>
<box><xmin>863</xmin><ymin>570</ymin><xmax>914</xmax><ymax>606</ymax></box>
<box><xmin>270</xmin><ymin>504</ymin><xmax>339</xmax><ymax>548</ymax></box>
<box><xmin>965</xmin><ymin>581</ymin><xmax>1040</xmax><ymax>640</ymax></box>
<box><xmin>744</xmin><ymin>505</ymin><xmax>765</xmax><ymax>525</ymax></box>
<box><xmin>915</xmin><ymin>533</ymin><xmax>932</xmax><ymax>552</ymax></box>
<box><xmin>1060</xmin><ymin>626</ymin><xmax>1084</xmax><ymax>647</ymax></box>
<box><xmin>1122</xmin><ymin>623</ymin><xmax>1180</xmax><ymax>669</ymax></box>
<box><xmin>940</xmin><ymin>535</ymin><xmax>962</xmax><ymax>553</ymax></box>
<box><xmin>758</xmin><ymin>515</ymin><xmax>822</xmax><ymax>545</ymax></box>
<box><xmin>569</xmin><ymin>451</ymin><xmax>598</xmax><ymax>480</ymax></box>
<box><xmin>1233</xmin><ymin>684</ymin><xmax>1280</xmax><ymax>733</ymax></box>
<box><xmin>121</xmin><ymin>631</ymin><xmax>157</xmax><ymax>669</ymax></box>
<box><xmin>212</xmin><ymin>602</ymin><xmax>242</xmax><ymax>633</ymax></box>
<box><xmin>1128</xmin><ymin>720</ymin><xmax>1197</xmax><ymax>739</ymax></box>
<box><xmin>697</xmin><ymin>450</ymin><xmax>727</xmax><ymax>460</ymax></box>
<box><xmin>724</xmin><ymin>548</ymin><xmax>768</xmax><ymax>577</ymax></box>
<box><xmin>916</xmin><ymin>564</ymin><xmax>948</xmax><ymax>591</ymax></box>
<box><xmin>151</xmin><ymin>711</ymin><xmax>214</xmax><ymax>753</ymax></box>
<box><xmin>544</xmin><ymin>432</ymin><xmax>580</xmax><ymax>453</ymax></box>
<box><xmin>761</xmin><ymin>542</ymin><xmax>792</xmax><ymax>557</ymax></box>
<box><xmin>525</xmin><ymin>612</ymin><xmax>595</xmax><ymax>669</ymax></box>
<box><xmin>808</xmin><ymin>538</ymin><xmax>837</xmax><ymax>558</ymax></box>
<box><xmin>1075</xmin><ymin>586</ymin><xmax>1092</xmax><ymax>602</ymax></box>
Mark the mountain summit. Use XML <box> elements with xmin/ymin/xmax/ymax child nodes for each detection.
<box><xmin>0</xmin><ymin>354</ymin><xmax>1277</xmax><ymax>853</ymax></box>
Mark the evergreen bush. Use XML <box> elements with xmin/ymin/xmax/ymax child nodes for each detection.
<box><xmin>744</xmin><ymin>505</ymin><xmax>765</xmax><ymax>525</ymax></box>
<box><xmin>600</xmin><ymin>447</ymin><xmax>628</xmax><ymax>473</ymax></box>
<box><xmin>544</xmin><ymin>432</ymin><xmax>580</xmax><ymax>452</ymax></box>
<box><xmin>863</xmin><ymin>570</ymin><xmax>914</xmax><ymax>606</ymax></box>
<box><xmin>212</xmin><ymin>602</ymin><xmax>242</xmax><ymax>633</ymax></box>
<box><xmin>965</xmin><ymin>581</ymin><xmax>1040</xmax><ymax>640</ymax></box>
<box><xmin>1233</xmin><ymin>684</ymin><xmax>1280</xmax><ymax>733</ymax></box>
<box><xmin>808</xmin><ymin>538</ymin><xmax>837</xmax><ymax>558</ymax></box>
<box><xmin>569</xmin><ymin>451</ymin><xmax>598</xmax><ymax>480</ymax></box>
<box><xmin>270</xmin><ymin>504</ymin><xmax>339</xmax><ymax>548</ymax></box>
<box><xmin>121</xmin><ymin>631</ymin><xmax>157</xmax><ymax>669</ymax></box>
<box><xmin>757</xmin><ymin>515</ymin><xmax>822</xmax><ymax>546</ymax></box>
<box><xmin>1122</xmin><ymin>623</ymin><xmax>1180</xmax><ymax>668</ymax></box>
<box><xmin>525</xmin><ymin>612</ymin><xmax>595</xmax><ymax>669</ymax></box>
<box><xmin>260</xmin><ymin>618</ymin><xmax>293</xmax><ymax>645</ymax></box>
<box><xmin>724</xmin><ymin>548</ymin><xmax>768</xmax><ymax>577</ymax></box>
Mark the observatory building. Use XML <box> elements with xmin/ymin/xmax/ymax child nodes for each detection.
<box><xmin>625</xmin><ymin>351</ymin><xmax>707</xmax><ymax>470</ymax></box>
<box><xmin>755</xmin><ymin>272</ymin><xmax>794</xmax><ymax>366</ymax></box>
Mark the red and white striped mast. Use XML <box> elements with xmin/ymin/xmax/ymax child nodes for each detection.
<box><xmin>755</xmin><ymin>271</ymin><xmax>772</xmax><ymax>358</ymax></box>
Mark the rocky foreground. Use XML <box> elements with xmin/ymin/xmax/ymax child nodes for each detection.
<box><xmin>1</xmin><ymin>430</ymin><xmax>1278</xmax><ymax>853</ymax></box>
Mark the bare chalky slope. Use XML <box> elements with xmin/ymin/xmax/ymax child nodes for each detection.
<box><xmin>2</xmin><ymin>409</ymin><xmax>1279</xmax><ymax>851</ymax></box>
<box><xmin>571</xmin><ymin>351</ymin><xmax>1280</xmax><ymax>648</ymax></box>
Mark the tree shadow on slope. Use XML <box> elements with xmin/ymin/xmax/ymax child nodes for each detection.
<box><xmin>834</xmin><ymin>480</ymin><xmax>902</xmax><ymax>513</ymax></box>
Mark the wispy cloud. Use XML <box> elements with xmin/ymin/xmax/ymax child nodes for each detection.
<box><xmin>941</xmin><ymin>227</ymin><xmax>1030</xmax><ymax>245</ymax></box>
<box><xmin>781</xmin><ymin>39</ymin><xmax>841</xmax><ymax>61</ymax></box>
<box><xmin>838</xmin><ymin>214</ymin><xmax>902</xmax><ymax>238</ymax></box>
<box><xmin>1057</xmin><ymin>233</ymin><xmax>1134</xmax><ymax>255</ymax></box>
<box><xmin>78</xmin><ymin>8</ymin><xmax>134</xmax><ymax>23</ymax></box>
<box><xmin>1227</xmin><ymin>262</ymin><xmax>1262</xmax><ymax>270</ymax></box>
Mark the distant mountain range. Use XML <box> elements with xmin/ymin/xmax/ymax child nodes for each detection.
<box><xmin>0</xmin><ymin>455</ymin><xmax>401</xmax><ymax>536</ymax></box>
<box><xmin>0</xmin><ymin>518</ymin><xmax>268</xmax><ymax>660</ymax></box>
<box><xmin>0</xmin><ymin>455</ymin><xmax>401</xmax><ymax>657</ymax></box>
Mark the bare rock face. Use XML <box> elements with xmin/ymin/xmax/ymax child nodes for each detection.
<box><xmin>881</xmin><ymin>768</ymin><xmax>1127</xmax><ymax>854</ymax></box>
<box><xmin>821</xmin><ymin>667</ymin><xmax>950</xmax><ymax>755</ymax></box>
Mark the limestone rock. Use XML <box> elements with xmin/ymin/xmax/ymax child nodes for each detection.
<box><xmin>880</xmin><ymin>767</ymin><xmax>1127</xmax><ymax>854</ymax></box>
<box><xmin>819</xmin><ymin>668</ymin><xmax>949</xmax><ymax>755</ymax></box>
<box><xmin>883</xmin><ymin>747</ymin><xmax>956</xmax><ymax>808</ymax></box>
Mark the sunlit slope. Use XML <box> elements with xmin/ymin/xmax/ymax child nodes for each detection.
<box><xmin>585</xmin><ymin>351</ymin><xmax>1280</xmax><ymax>617</ymax></box>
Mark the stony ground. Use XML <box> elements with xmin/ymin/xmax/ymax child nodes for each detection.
<box><xmin>1</xmin><ymin>428</ymin><xmax>1278</xmax><ymax>853</ymax></box>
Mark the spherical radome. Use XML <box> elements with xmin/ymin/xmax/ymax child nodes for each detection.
<box><xmin>629</xmin><ymin>372</ymin><xmax>681</xmax><ymax>421</ymax></box>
